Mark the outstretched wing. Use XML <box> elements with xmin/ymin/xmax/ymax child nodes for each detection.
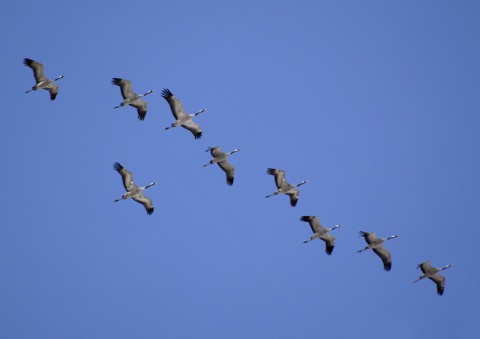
<box><xmin>267</xmin><ymin>168</ymin><xmax>286</xmax><ymax>188</ymax></box>
<box><xmin>373</xmin><ymin>246</ymin><xmax>392</xmax><ymax>271</ymax></box>
<box><xmin>162</xmin><ymin>88</ymin><xmax>187</xmax><ymax>120</ymax></box>
<box><xmin>418</xmin><ymin>261</ymin><xmax>435</xmax><ymax>275</ymax></box>
<box><xmin>24</xmin><ymin>58</ymin><xmax>47</xmax><ymax>83</ymax></box>
<box><xmin>132</xmin><ymin>194</ymin><xmax>154</xmax><ymax>215</ymax></box>
<box><xmin>129</xmin><ymin>100</ymin><xmax>148</xmax><ymax>120</ymax></box>
<box><xmin>428</xmin><ymin>274</ymin><xmax>446</xmax><ymax>296</ymax></box>
<box><xmin>113</xmin><ymin>162</ymin><xmax>136</xmax><ymax>191</ymax></box>
<box><xmin>321</xmin><ymin>233</ymin><xmax>336</xmax><ymax>255</ymax></box>
<box><xmin>47</xmin><ymin>84</ymin><xmax>59</xmax><ymax>101</ymax></box>
<box><xmin>287</xmin><ymin>189</ymin><xmax>299</xmax><ymax>207</ymax></box>
<box><xmin>181</xmin><ymin>120</ymin><xmax>202</xmax><ymax>139</ymax></box>
<box><xmin>217</xmin><ymin>159</ymin><xmax>235</xmax><ymax>186</ymax></box>
<box><xmin>300</xmin><ymin>216</ymin><xmax>325</xmax><ymax>234</ymax></box>
<box><xmin>359</xmin><ymin>231</ymin><xmax>377</xmax><ymax>244</ymax></box>
<box><xmin>112</xmin><ymin>78</ymin><xmax>135</xmax><ymax>99</ymax></box>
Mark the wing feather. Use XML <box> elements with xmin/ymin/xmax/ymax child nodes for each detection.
<box><xmin>373</xmin><ymin>246</ymin><xmax>392</xmax><ymax>271</ymax></box>
<box><xmin>129</xmin><ymin>100</ymin><xmax>148</xmax><ymax>120</ymax></box>
<box><xmin>24</xmin><ymin>58</ymin><xmax>47</xmax><ymax>83</ymax></box>
<box><xmin>181</xmin><ymin>120</ymin><xmax>202</xmax><ymax>139</ymax></box>
<box><xmin>113</xmin><ymin>162</ymin><xmax>136</xmax><ymax>191</ymax></box>
<box><xmin>208</xmin><ymin>147</ymin><xmax>222</xmax><ymax>157</ymax></box>
<box><xmin>287</xmin><ymin>190</ymin><xmax>299</xmax><ymax>207</ymax></box>
<box><xmin>428</xmin><ymin>274</ymin><xmax>446</xmax><ymax>296</ymax></box>
<box><xmin>112</xmin><ymin>78</ymin><xmax>135</xmax><ymax>99</ymax></box>
<box><xmin>132</xmin><ymin>194</ymin><xmax>154</xmax><ymax>215</ymax></box>
<box><xmin>162</xmin><ymin>88</ymin><xmax>187</xmax><ymax>120</ymax></box>
<box><xmin>217</xmin><ymin>159</ymin><xmax>235</xmax><ymax>185</ymax></box>
<box><xmin>267</xmin><ymin>168</ymin><xmax>286</xmax><ymax>188</ymax></box>
<box><xmin>48</xmin><ymin>84</ymin><xmax>59</xmax><ymax>100</ymax></box>
<box><xmin>320</xmin><ymin>233</ymin><xmax>336</xmax><ymax>255</ymax></box>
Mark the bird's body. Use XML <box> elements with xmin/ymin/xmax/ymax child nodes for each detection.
<box><xmin>265</xmin><ymin>168</ymin><xmax>308</xmax><ymax>207</ymax></box>
<box><xmin>162</xmin><ymin>88</ymin><xmax>206</xmax><ymax>139</ymax></box>
<box><xmin>203</xmin><ymin>147</ymin><xmax>240</xmax><ymax>185</ymax></box>
<box><xmin>413</xmin><ymin>261</ymin><xmax>452</xmax><ymax>296</ymax></box>
<box><xmin>113</xmin><ymin>162</ymin><xmax>156</xmax><ymax>215</ymax></box>
<box><xmin>112</xmin><ymin>78</ymin><xmax>154</xmax><ymax>121</ymax></box>
<box><xmin>23</xmin><ymin>58</ymin><xmax>64</xmax><ymax>100</ymax></box>
<box><xmin>357</xmin><ymin>231</ymin><xmax>398</xmax><ymax>271</ymax></box>
<box><xmin>300</xmin><ymin>216</ymin><xmax>341</xmax><ymax>255</ymax></box>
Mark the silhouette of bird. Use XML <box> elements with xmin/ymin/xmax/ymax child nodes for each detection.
<box><xmin>203</xmin><ymin>147</ymin><xmax>240</xmax><ymax>185</ymax></box>
<box><xmin>24</xmin><ymin>58</ymin><xmax>64</xmax><ymax>100</ymax></box>
<box><xmin>300</xmin><ymin>216</ymin><xmax>341</xmax><ymax>255</ymax></box>
<box><xmin>357</xmin><ymin>231</ymin><xmax>398</xmax><ymax>271</ymax></box>
<box><xmin>413</xmin><ymin>261</ymin><xmax>452</xmax><ymax>296</ymax></box>
<box><xmin>162</xmin><ymin>88</ymin><xmax>206</xmax><ymax>139</ymax></box>
<box><xmin>112</xmin><ymin>78</ymin><xmax>154</xmax><ymax>121</ymax></box>
<box><xmin>265</xmin><ymin>168</ymin><xmax>308</xmax><ymax>207</ymax></box>
<box><xmin>113</xmin><ymin>162</ymin><xmax>156</xmax><ymax>215</ymax></box>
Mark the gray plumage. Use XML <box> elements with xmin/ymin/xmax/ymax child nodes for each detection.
<box><xmin>162</xmin><ymin>88</ymin><xmax>206</xmax><ymax>139</ymax></box>
<box><xmin>265</xmin><ymin>168</ymin><xmax>308</xmax><ymax>207</ymax></box>
<box><xmin>24</xmin><ymin>58</ymin><xmax>64</xmax><ymax>100</ymax></box>
<box><xmin>300</xmin><ymin>216</ymin><xmax>341</xmax><ymax>255</ymax></box>
<box><xmin>413</xmin><ymin>261</ymin><xmax>452</xmax><ymax>296</ymax></box>
<box><xmin>203</xmin><ymin>147</ymin><xmax>240</xmax><ymax>186</ymax></box>
<box><xmin>112</xmin><ymin>78</ymin><xmax>154</xmax><ymax>121</ymax></box>
<box><xmin>357</xmin><ymin>231</ymin><xmax>398</xmax><ymax>271</ymax></box>
<box><xmin>113</xmin><ymin>162</ymin><xmax>156</xmax><ymax>215</ymax></box>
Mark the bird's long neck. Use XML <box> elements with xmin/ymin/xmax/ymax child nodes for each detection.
<box><xmin>332</xmin><ymin>224</ymin><xmax>341</xmax><ymax>230</ymax></box>
<box><xmin>194</xmin><ymin>108</ymin><xmax>206</xmax><ymax>116</ymax></box>
<box><xmin>54</xmin><ymin>75</ymin><xmax>64</xmax><ymax>81</ymax></box>
<box><xmin>295</xmin><ymin>180</ymin><xmax>308</xmax><ymax>187</ymax></box>
<box><xmin>143</xmin><ymin>90</ymin><xmax>154</xmax><ymax>97</ymax></box>
<box><xmin>228</xmin><ymin>149</ymin><xmax>240</xmax><ymax>155</ymax></box>
<box><xmin>387</xmin><ymin>235</ymin><xmax>397</xmax><ymax>240</ymax></box>
<box><xmin>441</xmin><ymin>265</ymin><xmax>452</xmax><ymax>271</ymax></box>
<box><xmin>145</xmin><ymin>182</ymin><xmax>156</xmax><ymax>189</ymax></box>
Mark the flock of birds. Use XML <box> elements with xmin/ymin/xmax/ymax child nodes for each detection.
<box><xmin>23</xmin><ymin>58</ymin><xmax>453</xmax><ymax>296</ymax></box>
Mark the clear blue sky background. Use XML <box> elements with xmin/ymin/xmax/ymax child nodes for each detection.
<box><xmin>1</xmin><ymin>1</ymin><xmax>479</xmax><ymax>338</ymax></box>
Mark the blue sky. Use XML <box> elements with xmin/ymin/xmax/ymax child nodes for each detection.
<box><xmin>1</xmin><ymin>1</ymin><xmax>479</xmax><ymax>338</ymax></box>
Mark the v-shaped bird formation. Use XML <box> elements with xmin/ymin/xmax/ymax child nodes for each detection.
<box><xmin>22</xmin><ymin>57</ymin><xmax>453</xmax><ymax>296</ymax></box>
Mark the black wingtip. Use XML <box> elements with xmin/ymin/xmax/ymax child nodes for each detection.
<box><xmin>227</xmin><ymin>177</ymin><xmax>234</xmax><ymax>186</ymax></box>
<box><xmin>23</xmin><ymin>58</ymin><xmax>34</xmax><ymax>66</ymax></box>
<box><xmin>326</xmin><ymin>247</ymin><xmax>334</xmax><ymax>255</ymax></box>
<box><xmin>384</xmin><ymin>263</ymin><xmax>392</xmax><ymax>271</ymax></box>
<box><xmin>111</xmin><ymin>78</ymin><xmax>122</xmax><ymax>86</ymax></box>
<box><xmin>161</xmin><ymin>88</ymin><xmax>173</xmax><ymax>99</ymax></box>
<box><xmin>194</xmin><ymin>132</ymin><xmax>202</xmax><ymax>139</ymax></box>
<box><xmin>146</xmin><ymin>208</ymin><xmax>154</xmax><ymax>215</ymax></box>
<box><xmin>138</xmin><ymin>113</ymin><xmax>146</xmax><ymax>121</ymax></box>
<box><xmin>113</xmin><ymin>162</ymin><xmax>123</xmax><ymax>171</ymax></box>
<box><xmin>266</xmin><ymin>168</ymin><xmax>276</xmax><ymax>175</ymax></box>
<box><xmin>300</xmin><ymin>216</ymin><xmax>312</xmax><ymax>222</ymax></box>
